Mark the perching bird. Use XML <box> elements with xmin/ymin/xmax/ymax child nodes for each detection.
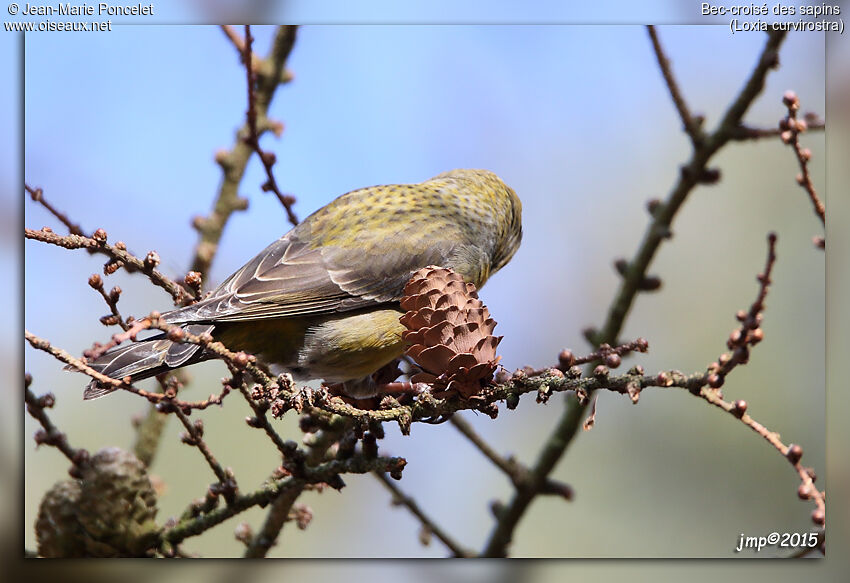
<box><xmin>82</xmin><ymin>169</ymin><xmax>522</xmax><ymax>400</ymax></box>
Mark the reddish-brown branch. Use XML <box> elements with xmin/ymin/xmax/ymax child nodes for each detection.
<box><xmin>174</xmin><ymin>407</ymin><xmax>237</xmax><ymax>501</ymax></box>
<box><xmin>779</xmin><ymin>91</ymin><xmax>825</xmax><ymax>229</ymax></box>
<box><xmin>221</xmin><ymin>24</ymin><xmax>246</xmax><ymax>54</ymax></box>
<box><xmin>242</xmin><ymin>25</ymin><xmax>299</xmax><ymax>226</ymax></box>
<box><xmin>25</xmin><ymin>374</ymin><xmax>83</xmax><ymax>464</ymax></box>
<box><xmin>87</xmin><ymin>273</ymin><xmax>130</xmax><ymax>331</ymax></box>
<box><xmin>699</xmin><ymin>389</ymin><xmax>825</xmax><ymax>528</ymax></box>
<box><xmin>729</xmin><ymin>117</ymin><xmax>824</xmax><ymax>141</ymax></box>
<box><xmin>81</xmin><ymin>315</ymin><xmax>153</xmax><ymax>361</ymax></box>
<box><xmin>559</xmin><ymin>337</ymin><xmax>649</xmax><ymax>370</ymax></box>
<box><xmin>704</xmin><ymin>232</ymin><xmax>776</xmax><ymax>387</ymax></box>
<box><xmin>25</xmin><ymin>183</ymin><xmax>84</xmax><ymax>236</ymax></box>
<box><xmin>238</xmin><ymin>382</ymin><xmax>298</xmax><ymax>461</ymax></box>
<box><xmin>191</xmin><ymin>25</ymin><xmax>298</xmax><ymax>278</ymax></box>
<box><xmin>696</xmin><ymin>233</ymin><xmax>824</xmax><ymax>528</ymax></box>
<box><xmin>25</xmin><ymin>227</ymin><xmax>190</xmax><ymax>304</ymax></box>
<box><xmin>26</xmin><ymin>329</ymin><xmax>231</xmax><ymax>410</ymax></box>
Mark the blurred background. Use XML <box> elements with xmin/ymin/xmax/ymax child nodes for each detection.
<box><xmin>20</xmin><ymin>24</ymin><xmax>826</xmax><ymax>560</ymax></box>
<box><xmin>12</xmin><ymin>16</ymin><xmax>834</xmax><ymax>574</ymax></box>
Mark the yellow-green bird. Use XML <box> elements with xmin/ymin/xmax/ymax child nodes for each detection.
<box><xmin>83</xmin><ymin>169</ymin><xmax>522</xmax><ymax>400</ymax></box>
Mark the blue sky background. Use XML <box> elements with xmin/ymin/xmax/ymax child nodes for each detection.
<box><xmin>19</xmin><ymin>24</ymin><xmax>825</xmax><ymax>559</ymax></box>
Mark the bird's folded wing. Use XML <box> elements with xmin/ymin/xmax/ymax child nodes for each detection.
<box><xmin>165</xmin><ymin>229</ymin><xmax>459</xmax><ymax>324</ymax></box>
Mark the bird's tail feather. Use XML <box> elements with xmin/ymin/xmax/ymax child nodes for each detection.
<box><xmin>72</xmin><ymin>324</ymin><xmax>214</xmax><ymax>400</ymax></box>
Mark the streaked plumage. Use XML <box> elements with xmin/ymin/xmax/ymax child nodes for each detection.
<box><xmin>83</xmin><ymin>169</ymin><xmax>522</xmax><ymax>399</ymax></box>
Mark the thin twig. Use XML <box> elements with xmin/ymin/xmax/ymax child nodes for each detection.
<box><xmin>728</xmin><ymin>118</ymin><xmax>824</xmax><ymax>141</ymax></box>
<box><xmin>647</xmin><ymin>26</ymin><xmax>704</xmax><ymax>146</ymax></box>
<box><xmin>780</xmin><ymin>91</ymin><xmax>825</xmax><ymax>227</ymax></box>
<box><xmin>374</xmin><ymin>470</ymin><xmax>474</xmax><ymax>557</ymax></box>
<box><xmin>238</xmin><ymin>387</ymin><xmax>347</xmax><ymax>557</ymax></box>
<box><xmin>241</xmin><ymin>418</ymin><xmax>350</xmax><ymax>557</ymax></box>
<box><xmin>566</xmin><ymin>337</ymin><xmax>649</xmax><ymax>368</ymax></box>
<box><xmin>87</xmin><ymin>273</ymin><xmax>130</xmax><ymax>331</ymax></box>
<box><xmin>450</xmin><ymin>416</ymin><xmax>522</xmax><ymax>482</ymax></box>
<box><xmin>192</xmin><ymin>25</ymin><xmax>298</xmax><ymax>278</ymax></box>
<box><xmin>164</xmin><ymin>477</ymin><xmax>302</xmax><ymax>548</ymax></box>
<box><xmin>220</xmin><ymin>24</ymin><xmax>245</xmax><ymax>54</ymax></box>
<box><xmin>25</xmin><ymin>329</ymin><xmax>229</xmax><ymax>410</ymax></box>
<box><xmin>25</xmin><ymin>183</ymin><xmax>84</xmax><ymax>235</ymax></box>
<box><xmin>174</xmin><ymin>407</ymin><xmax>234</xmax><ymax>488</ymax></box>
<box><xmin>24</xmin><ymin>374</ymin><xmax>81</xmax><ymax>463</ymax></box>
<box><xmin>242</xmin><ymin>444</ymin><xmax>404</xmax><ymax>558</ymax></box>
<box><xmin>704</xmin><ymin>232</ymin><xmax>777</xmax><ymax>387</ymax></box>
<box><xmin>238</xmin><ymin>382</ymin><xmax>297</xmax><ymax>459</ymax></box>
<box><xmin>699</xmin><ymin>387</ymin><xmax>825</xmax><ymax>527</ymax></box>
<box><xmin>695</xmin><ymin>234</ymin><xmax>824</xmax><ymax>528</ymax></box>
<box><xmin>25</xmin><ymin>227</ymin><xmax>189</xmax><ymax>303</ymax></box>
<box><xmin>242</xmin><ymin>25</ymin><xmax>299</xmax><ymax>226</ymax></box>
<box><xmin>161</xmin><ymin>453</ymin><xmax>403</xmax><ymax>548</ymax></box>
<box><xmin>132</xmin><ymin>392</ymin><xmax>169</xmax><ymax>467</ymax></box>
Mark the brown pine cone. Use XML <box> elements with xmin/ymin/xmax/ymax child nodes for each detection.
<box><xmin>400</xmin><ymin>266</ymin><xmax>502</xmax><ymax>399</ymax></box>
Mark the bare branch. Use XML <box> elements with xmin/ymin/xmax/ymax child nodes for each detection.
<box><xmin>238</xmin><ymin>382</ymin><xmax>298</xmax><ymax>460</ymax></box>
<box><xmin>220</xmin><ymin>24</ymin><xmax>245</xmax><ymax>54</ymax></box>
<box><xmin>647</xmin><ymin>26</ymin><xmax>704</xmax><ymax>146</ymax></box>
<box><xmin>174</xmin><ymin>407</ymin><xmax>236</xmax><ymax>495</ymax></box>
<box><xmin>728</xmin><ymin>117</ymin><xmax>824</xmax><ymax>140</ymax></box>
<box><xmin>25</xmin><ymin>183</ymin><xmax>84</xmax><ymax>236</ymax></box>
<box><xmin>699</xmin><ymin>387</ymin><xmax>825</xmax><ymax>528</ymax></box>
<box><xmin>704</xmin><ymin>232</ymin><xmax>777</xmax><ymax>388</ymax></box>
<box><xmin>86</xmin><ymin>273</ymin><xmax>130</xmax><ymax>331</ymax></box>
<box><xmin>192</xmin><ymin>25</ymin><xmax>298</xmax><ymax>278</ymax></box>
<box><xmin>132</xmin><ymin>382</ymin><xmax>170</xmax><ymax>467</ymax></box>
<box><xmin>25</xmin><ymin>329</ymin><xmax>230</xmax><ymax>410</ymax></box>
<box><xmin>162</xmin><ymin>453</ymin><xmax>405</xmax><ymax>549</ymax></box>
<box><xmin>25</xmin><ymin>227</ymin><xmax>190</xmax><ymax>304</ymax></box>
<box><xmin>242</xmin><ymin>25</ymin><xmax>299</xmax><ymax>226</ymax></box>
<box><xmin>779</xmin><ymin>91</ymin><xmax>825</xmax><ymax>230</ymax></box>
<box><xmin>698</xmin><ymin>233</ymin><xmax>824</xmax><ymax>528</ymax></box>
<box><xmin>25</xmin><ymin>374</ymin><xmax>82</xmax><ymax>464</ymax></box>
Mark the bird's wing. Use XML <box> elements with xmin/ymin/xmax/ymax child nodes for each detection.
<box><xmin>320</xmin><ymin>234</ymin><xmax>457</xmax><ymax>302</ymax></box>
<box><xmin>165</xmin><ymin>226</ymin><xmax>461</xmax><ymax>324</ymax></box>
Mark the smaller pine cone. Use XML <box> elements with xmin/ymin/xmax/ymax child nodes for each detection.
<box><xmin>400</xmin><ymin>266</ymin><xmax>502</xmax><ymax>398</ymax></box>
<box><xmin>35</xmin><ymin>447</ymin><xmax>160</xmax><ymax>557</ymax></box>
